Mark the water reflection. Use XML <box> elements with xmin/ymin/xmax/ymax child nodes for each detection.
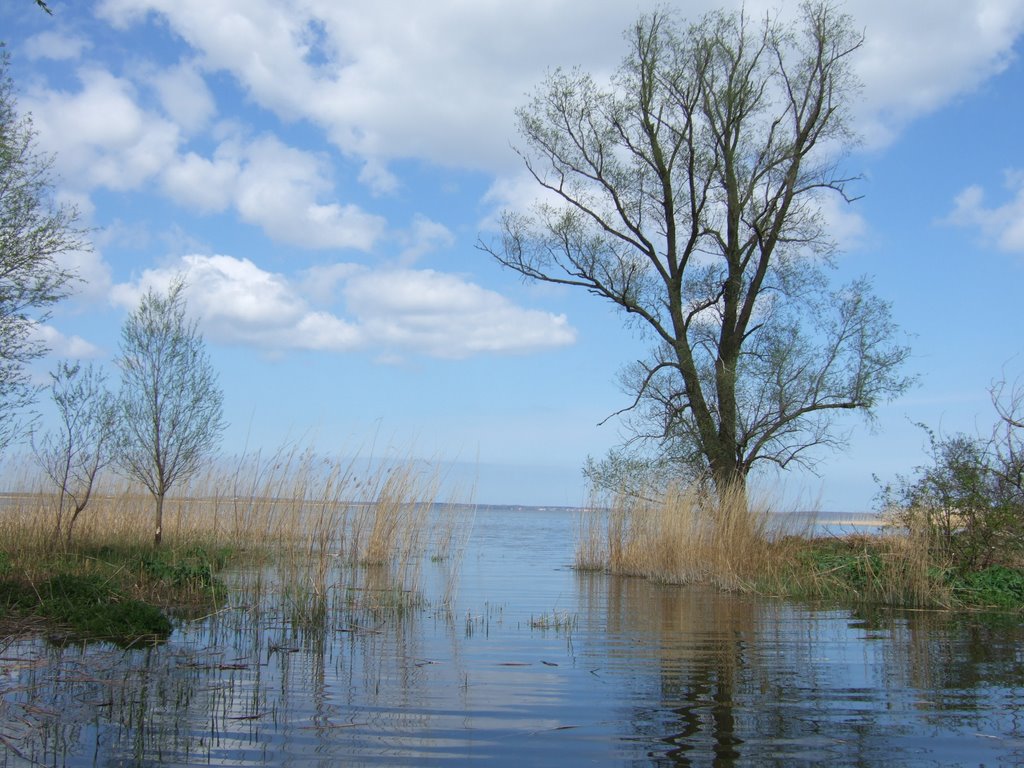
<box><xmin>577</xmin><ymin>571</ymin><xmax>1024</xmax><ymax>766</ymax></box>
<box><xmin>2</xmin><ymin>507</ymin><xmax>1024</xmax><ymax>766</ymax></box>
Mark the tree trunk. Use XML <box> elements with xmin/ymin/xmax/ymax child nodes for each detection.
<box><xmin>154</xmin><ymin>491</ymin><xmax>165</xmax><ymax>547</ymax></box>
<box><xmin>710</xmin><ymin>459</ymin><xmax>748</xmax><ymax>515</ymax></box>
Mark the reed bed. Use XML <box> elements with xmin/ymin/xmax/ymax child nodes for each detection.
<box><xmin>577</xmin><ymin>484</ymin><xmax>776</xmax><ymax>591</ymax></box>
<box><xmin>576</xmin><ymin>483</ymin><xmax>973</xmax><ymax>609</ymax></box>
<box><xmin>0</xmin><ymin>446</ymin><xmax>471</xmax><ymax>639</ymax></box>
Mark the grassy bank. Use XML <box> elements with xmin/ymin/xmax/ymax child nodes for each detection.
<box><xmin>575</xmin><ymin>487</ymin><xmax>1024</xmax><ymax>611</ymax></box>
<box><xmin>0</xmin><ymin>450</ymin><xmax>469</xmax><ymax>645</ymax></box>
<box><xmin>0</xmin><ymin>544</ymin><xmax>225</xmax><ymax>646</ymax></box>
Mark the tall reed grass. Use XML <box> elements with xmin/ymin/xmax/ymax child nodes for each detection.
<box><xmin>577</xmin><ymin>484</ymin><xmax>776</xmax><ymax>591</ymax></box>
<box><xmin>576</xmin><ymin>482</ymin><xmax>958</xmax><ymax>608</ymax></box>
<box><xmin>0</xmin><ymin>445</ymin><xmax>471</xmax><ymax>631</ymax></box>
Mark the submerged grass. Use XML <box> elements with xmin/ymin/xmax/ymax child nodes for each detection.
<box><xmin>577</xmin><ymin>484</ymin><xmax>1024</xmax><ymax>612</ymax></box>
<box><xmin>0</xmin><ymin>447</ymin><xmax>471</xmax><ymax>644</ymax></box>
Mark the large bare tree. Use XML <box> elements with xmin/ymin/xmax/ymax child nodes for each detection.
<box><xmin>482</xmin><ymin>2</ymin><xmax>911</xmax><ymax>500</ymax></box>
<box><xmin>117</xmin><ymin>280</ymin><xmax>225</xmax><ymax>546</ymax></box>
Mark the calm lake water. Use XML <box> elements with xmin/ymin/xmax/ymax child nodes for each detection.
<box><xmin>2</xmin><ymin>505</ymin><xmax>1023</xmax><ymax>766</ymax></box>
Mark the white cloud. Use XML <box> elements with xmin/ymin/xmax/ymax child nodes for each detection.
<box><xmin>298</xmin><ymin>263</ymin><xmax>363</xmax><ymax>304</ymax></box>
<box><xmin>235</xmin><ymin>136</ymin><xmax>384</xmax><ymax>249</ymax></box>
<box><xmin>358</xmin><ymin>158</ymin><xmax>400</xmax><ymax>197</ymax></box>
<box><xmin>110</xmin><ymin>254</ymin><xmax>576</xmax><ymax>358</ymax></box>
<box><xmin>22</xmin><ymin>59</ymin><xmax>382</xmax><ymax>251</ymax></box>
<box><xmin>397</xmin><ymin>215</ymin><xmax>454</xmax><ymax>265</ymax></box>
<box><xmin>944</xmin><ymin>169</ymin><xmax>1024</xmax><ymax>252</ymax></box>
<box><xmin>93</xmin><ymin>0</ymin><xmax>1024</xmax><ymax>175</ymax></box>
<box><xmin>109</xmin><ymin>255</ymin><xmax>342</xmax><ymax>349</ymax></box>
<box><xmin>161</xmin><ymin>134</ymin><xmax>386</xmax><ymax>250</ymax></box>
<box><xmin>817</xmin><ymin>194</ymin><xmax>868</xmax><ymax>252</ymax></box>
<box><xmin>22</xmin><ymin>67</ymin><xmax>180</xmax><ymax>191</ymax></box>
<box><xmin>848</xmin><ymin>0</ymin><xmax>1024</xmax><ymax>148</ymax></box>
<box><xmin>148</xmin><ymin>59</ymin><xmax>216</xmax><ymax>133</ymax></box>
<box><xmin>95</xmin><ymin>0</ymin><xmax>649</xmax><ymax>176</ymax></box>
<box><xmin>59</xmin><ymin>248</ymin><xmax>114</xmax><ymax>301</ymax></box>
<box><xmin>343</xmin><ymin>268</ymin><xmax>576</xmax><ymax>358</ymax></box>
<box><xmin>30</xmin><ymin>323</ymin><xmax>103</xmax><ymax>359</ymax></box>
<box><xmin>161</xmin><ymin>148</ymin><xmax>238</xmax><ymax>213</ymax></box>
<box><xmin>22</xmin><ymin>31</ymin><xmax>92</xmax><ymax>61</ymax></box>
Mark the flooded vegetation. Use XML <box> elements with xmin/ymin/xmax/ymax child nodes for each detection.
<box><xmin>2</xmin><ymin>505</ymin><xmax>1023</xmax><ymax>766</ymax></box>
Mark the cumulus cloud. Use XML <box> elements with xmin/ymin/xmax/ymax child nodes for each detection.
<box><xmin>110</xmin><ymin>254</ymin><xmax>576</xmax><ymax>358</ymax></box>
<box><xmin>59</xmin><ymin>248</ymin><xmax>114</xmax><ymax>301</ymax></box>
<box><xmin>29</xmin><ymin>323</ymin><xmax>103</xmax><ymax>359</ymax></box>
<box><xmin>95</xmin><ymin>0</ymin><xmax>648</xmax><ymax>176</ymax></box>
<box><xmin>233</xmin><ymin>136</ymin><xmax>384</xmax><ymax>249</ymax></box>
<box><xmin>298</xmin><ymin>263</ymin><xmax>363</xmax><ymax>304</ymax></box>
<box><xmin>22</xmin><ymin>67</ymin><xmax>180</xmax><ymax>191</ymax></box>
<box><xmin>396</xmin><ymin>215</ymin><xmax>454</xmax><ymax>265</ymax></box>
<box><xmin>161</xmin><ymin>147</ymin><xmax>238</xmax><ymax>214</ymax></box>
<box><xmin>108</xmin><ymin>254</ymin><xmax>357</xmax><ymax>350</ymax></box>
<box><xmin>93</xmin><ymin>0</ymin><xmax>1024</xmax><ymax>175</ymax></box>
<box><xmin>160</xmin><ymin>134</ymin><xmax>385</xmax><ymax>249</ymax></box>
<box><xmin>23</xmin><ymin>31</ymin><xmax>92</xmax><ymax>61</ymax></box>
<box><xmin>22</xmin><ymin>0</ymin><xmax>1022</xmax><ymax>260</ymax></box>
<box><xmin>850</xmin><ymin>0</ymin><xmax>1024</xmax><ymax>147</ymax></box>
<box><xmin>22</xmin><ymin>61</ymin><xmax>382</xmax><ymax>251</ymax></box>
<box><xmin>344</xmin><ymin>268</ymin><xmax>576</xmax><ymax>358</ymax></box>
<box><xmin>944</xmin><ymin>170</ymin><xmax>1024</xmax><ymax>253</ymax></box>
<box><xmin>148</xmin><ymin>59</ymin><xmax>216</xmax><ymax>133</ymax></box>
<box><xmin>817</xmin><ymin>193</ymin><xmax>869</xmax><ymax>252</ymax></box>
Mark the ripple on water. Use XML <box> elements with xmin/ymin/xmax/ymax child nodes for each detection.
<box><xmin>2</xmin><ymin>506</ymin><xmax>1023</xmax><ymax>766</ymax></box>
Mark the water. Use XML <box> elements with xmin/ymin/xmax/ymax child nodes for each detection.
<box><xmin>2</xmin><ymin>506</ymin><xmax>1023</xmax><ymax>766</ymax></box>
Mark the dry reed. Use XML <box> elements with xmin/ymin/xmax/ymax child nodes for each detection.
<box><xmin>0</xmin><ymin>445</ymin><xmax>469</xmax><ymax>623</ymax></box>
<box><xmin>576</xmin><ymin>481</ymin><xmax>960</xmax><ymax>607</ymax></box>
<box><xmin>577</xmin><ymin>483</ymin><xmax>774</xmax><ymax>591</ymax></box>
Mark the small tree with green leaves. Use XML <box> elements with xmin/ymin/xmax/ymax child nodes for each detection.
<box><xmin>879</xmin><ymin>380</ymin><xmax>1024</xmax><ymax>571</ymax></box>
<box><xmin>0</xmin><ymin>48</ymin><xmax>84</xmax><ymax>452</ymax></box>
<box><xmin>32</xmin><ymin>361</ymin><xmax>118</xmax><ymax>547</ymax></box>
<box><xmin>117</xmin><ymin>280</ymin><xmax>225</xmax><ymax>546</ymax></box>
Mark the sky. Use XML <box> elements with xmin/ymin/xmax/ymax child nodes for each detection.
<box><xmin>0</xmin><ymin>0</ymin><xmax>1022</xmax><ymax>510</ymax></box>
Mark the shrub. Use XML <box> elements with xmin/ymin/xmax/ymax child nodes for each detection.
<box><xmin>878</xmin><ymin>416</ymin><xmax>1024</xmax><ymax>572</ymax></box>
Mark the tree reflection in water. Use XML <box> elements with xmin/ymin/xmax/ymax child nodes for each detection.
<box><xmin>2</xmin><ymin>507</ymin><xmax>1024</xmax><ymax>766</ymax></box>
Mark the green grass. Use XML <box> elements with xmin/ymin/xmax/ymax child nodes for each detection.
<box><xmin>953</xmin><ymin>565</ymin><xmax>1024</xmax><ymax>608</ymax></box>
<box><xmin>0</xmin><ymin>573</ymin><xmax>172</xmax><ymax>647</ymax></box>
<box><xmin>0</xmin><ymin>543</ymin><xmax>231</xmax><ymax>646</ymax></box>
<box><xmin>767</xmin><ymin>536</ymin><xmax>1024</xmax><ymax>611</ymax></box>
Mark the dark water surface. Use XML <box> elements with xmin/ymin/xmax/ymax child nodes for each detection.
<box><xmin>2</xmin><ymin>506</ymin><xmax>1024</xmax><ymax>766</ymax></box>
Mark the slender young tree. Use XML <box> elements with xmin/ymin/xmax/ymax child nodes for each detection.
<box><xmin>32</xmin><ymin>361</ymin><xmax>118</xmax><ymax>547</ymax></box>
<box><xmin>0</xmin><ymin>48</ymin><xmax>84</xmax><ymax>451</ymax></box>
<box><xmin>117</xmin><ymin>280</ymin><xmax>225</xmax><ymax>546</ymax></box>
<box><xmin>482</xmin><ymin>2</ymin><xmax>911</xmax><ymax>502</ymax></box>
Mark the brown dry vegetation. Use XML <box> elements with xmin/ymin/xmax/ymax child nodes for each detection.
<box><xmin>576</xmin><ymin>484</ymin><xmax>1022</xmax><ymax>611</ymax></box>
<box><xmin>0</xmin><ymin>448</ymin><xmax>470</xmax><ymax>639</ymax></box>
<box><xmin>576</xmin><ymin>485</ymin><xmax>793</xmax><ymax>591</ymax></box>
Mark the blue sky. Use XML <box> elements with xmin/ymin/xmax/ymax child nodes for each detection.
<box><xmin>1</xmin><ymin>0</ymin><xmax>1022</xmax><ymax>510</ymax></box>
